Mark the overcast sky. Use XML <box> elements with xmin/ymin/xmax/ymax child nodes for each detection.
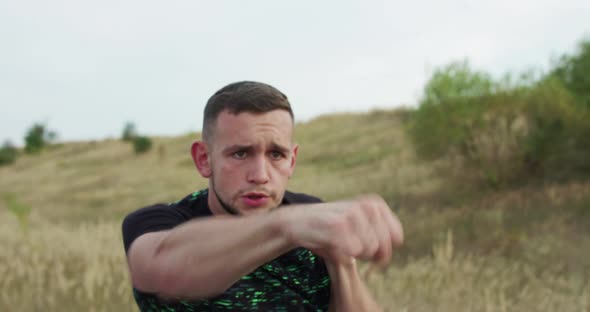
<box><xmin>1</xmin><ymin>0</ymin><xmax>589</xmax><ymax>145</ymax></box>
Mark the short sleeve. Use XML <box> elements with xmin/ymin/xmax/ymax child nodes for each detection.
<box><xmin>121</xmin><ymin>204</ymin><xmax>186</xmax><ymax>254</ymax></box>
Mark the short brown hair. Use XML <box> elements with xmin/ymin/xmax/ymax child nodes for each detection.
<box><xmin>202</xmin><ymin>81</ymin><xmax>294</xmax><ymax>141</ymax></box>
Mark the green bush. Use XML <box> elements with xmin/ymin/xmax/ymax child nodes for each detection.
<box><xmin>521</xmin><ymin>78</ymin><xmax>590</xmax><ymax>179</ymax></box>
<box><xmin>551</xmin><ymin>38</ymin><xmax>590</xmax><ymax>110</ymax></box>
<box><xmin>408</xmin><ymin>61</ymin><xmax>498</xmax><ymax>161</ymax></box>
<box><xmin>132</xmin><ymin>136</ymin><xmax>152</xmax><ymax>154</ymax></box>
<box><xmin>408</xmin><ymin>60</ymin><xmax>590</xmax><ymax>188</ymax></box>
<box><xmin>421</xmin><ymin>60</ymin><xmax>496</xmax><ymax>106</ymax></box>
<box><xmin>23</xmin><ymin>123</ymin><xmax>57</xmax><ymax>154</ymax></box>
<box><xmin>0</xmin><ymin>141</ymin><xmax>18</xmax><ymax>166</ymax></box>
<box><xmin>24</xmin><ymin>124</ymin><xmax>45</xmax><ymax>154</ymax></box>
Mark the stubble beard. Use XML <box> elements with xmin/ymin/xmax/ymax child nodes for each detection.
<box><xmin>210</xmin><ymin>174</ymin><xmax>241</xmax><ymax>215</ymax></box>
<box><xmin>210</xmin><ymin>173</ymin><xmax>284</xmax><ymax>216</ymax></box>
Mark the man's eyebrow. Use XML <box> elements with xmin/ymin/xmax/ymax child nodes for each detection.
<box><xmin>270</xmin><ymin>142</ymin><xmax>290</xmax><ymax>153</ymax></box>
<box><xmin>222</xmin><ymin>143</ymin><xmax>290</xmax><ymax>154</ymax></box>
<box><xmin>222</xmin><ymin>145</ymin><xmax>253</xmax><ymax>154</ymax></box>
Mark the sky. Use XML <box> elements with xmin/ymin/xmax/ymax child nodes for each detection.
<box><xmin>1</xmin><ymin>0</ymin><xmax>589</xmax><ymax>145</ymax></box>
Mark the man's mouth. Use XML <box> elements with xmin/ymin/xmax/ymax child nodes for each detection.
<box><xmin>241</xmin><ymin>192</ymin><xmax>270</xmax><ymax>207</ymax></box>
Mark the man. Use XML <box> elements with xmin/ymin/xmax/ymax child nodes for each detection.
<box><xmin>122</xmin><ymin>81</ymin><xmax>404</xmax><ymax>311</ymax></box>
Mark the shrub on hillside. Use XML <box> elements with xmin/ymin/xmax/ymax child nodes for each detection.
<box><xmin>0</xmin><ymin>141</ymin><xmax>18</xmax><ymax>166</ymax></box>
<box><xmin>421</xmin><ymin>60</ymin><xmax>496</xmax><ymax>106</ymax></box>
<box><xmin>469</xmin><ymin>78</ymin><xmax>588</xmax><ymax>185</ymax></box>
<box><xmin>551</xmin><ymin>38</ymin><xmax>590</xmax><ymax>110</ymax></box>
<box><xmin>408</xmin><ymin>61</ymin><xmax>590</xmax><ymax>188</ymax></box>
<box><xmin>408</xmin><ymin>61</ymin><xmax>498</xmax><ymax>161</ymax></box>
<box><xmin>24</xmin><ymin>123</ymin><xmax>57</xmax><ymax>154</ymax></box>
<box><xmin>521</xmin><ymin>78</ymin><xmax>590</xmax><ymax>179</ymax></box>
<box><xmin>24</xmin><ymin>124</ymin><xmax>45</xmax><ymax>154</ymax></box>
<box><xmin>133</xmin><ymin>136</ymin><xmax>152</xmax><ymax>154</ymax></box>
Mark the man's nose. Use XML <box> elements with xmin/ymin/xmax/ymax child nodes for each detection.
<box><xmin>247</xmin><ymin>156</ymin><xmax>270</xmax><ymax>185</ymax></box>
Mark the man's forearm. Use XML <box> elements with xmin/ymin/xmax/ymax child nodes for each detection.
<box><xmin>326</xmin><ymin>260</ymin><xmax>384</xmax><ymax>312</ymax></box>
<box><xmin>128</xmin><ymin>211</ymin><xmax>295</xmax><ymax>299</ymax></box>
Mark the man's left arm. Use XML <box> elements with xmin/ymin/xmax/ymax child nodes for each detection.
<box><xmin>326</xmin><ymin>259</ymin><xmax>384</xmax><ymax>312</ymax></box>
<box><xmin>282</xmin><ymin>195</ymin><xmax>402</xmax><ymax>311</ymax></box>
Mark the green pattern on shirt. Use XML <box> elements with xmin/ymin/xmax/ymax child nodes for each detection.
<box><xmin>134</xmin><ymin>248</ymin><xmax>330</xmax><ymax>311</ymax></box>
<box><xmin>132</xmin><ymin>190</ymin><xmax>331</xmax><ymax>311</ymax></box>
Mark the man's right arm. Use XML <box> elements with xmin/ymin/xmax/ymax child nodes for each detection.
<box><xmin>126</xmin><ymin>196</ymin><xmax>403</xmax><ymax>302</ymax></box>
<box><xmin>127</xmin><ymin>211</ymin><xmax>295</xmax><ymax>300</ymax></box>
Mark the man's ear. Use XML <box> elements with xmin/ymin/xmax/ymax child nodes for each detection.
<box><xmin>191</xmin><ymin>141</ymin><xmax>212</xmax><ymax>178</ymax></box>
<box><xmin>288</xmin><ymin>144</ymin><xmax>298</xmax><ymax>178</ymax></box>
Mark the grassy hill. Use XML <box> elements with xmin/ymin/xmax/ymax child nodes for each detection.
<box><xmin>1</xmin><ymin>109</ymin><xmax>435</xmax><ymax>223</ymax></box>
<box><xmin>1</xmin><ymin>109</ymin><xmax>589</xmax><ymax>311</ymax></box>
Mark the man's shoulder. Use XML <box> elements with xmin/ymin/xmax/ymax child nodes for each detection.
<box><xmin>121</xmin><ymin>189</ymin><xmax>210</xmax><ymax>253</ymax></box>
<box><xmin>124</xmin><ymin>189</ymin><xmax>210</xmax><ymax>221</ymax></box>
<box><xmin>283</xmin><ymin>190</ymin><xmax>323</xmax><ymax>205</ymax></box>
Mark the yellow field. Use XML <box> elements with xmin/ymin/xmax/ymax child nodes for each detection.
<box><xmin>1</xmin><ymin>109</ymin><xmax>588</xmax><ymax>311</ymax></box>
<box><xmin>1</xmin><ymin>219</ymin><xmax>587</xmax><ymax>311</ymax></box>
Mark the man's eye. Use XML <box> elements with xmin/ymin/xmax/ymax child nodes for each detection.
<box><xmin>270</xmin><ymin>151</ymin><xmax>284</xmax><ymax>160</ymax></box>
<box><xmin>233</xmin><ymin>151</ymin><xmax>247</xmax><ymax>159</ymax></box>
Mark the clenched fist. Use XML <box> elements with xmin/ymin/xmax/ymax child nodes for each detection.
<box><xmin>278</xmin><ymin>195</ymin><xmax>404</xmax><ymax>265</ymax></box>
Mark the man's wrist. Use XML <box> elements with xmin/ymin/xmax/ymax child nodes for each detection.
<box><xmin>270</xmin><ymin>207</ymin><xmax>297</xmax><ymax>250</ymax></box>
<box><xmin>325</xmin><ymin>258</ymin><xmax>384</xmax><ymax>312</ymax></box>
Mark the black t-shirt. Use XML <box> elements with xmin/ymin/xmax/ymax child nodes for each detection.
<box><xmin>122</xmin><ymin>189</ymin><xmax>331</xmax><ymax>312</ymax></box>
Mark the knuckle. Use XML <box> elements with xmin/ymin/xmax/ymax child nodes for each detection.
<box><xmin>344</xmin><ymin>208</ymin><xmax>357</xmax><ymax>225</ymax></box>
<box><xmin>369</xmin><ymin>239</ymin><xmax>379</xmax><ymax>254</ymax></box>
<box><xmin>365</xmin><ymin>202</ymin><xmax>379</xmax><ymax>217</ymax></box>
<box><xmin>359</xmin><ymin>195</ymin><xmax>387</xmax><ymax>216</ymax></box>
<box><xmin>325</xmin><ymin>216</ymin><xmax>346</xmax><ymax>233</ymax></box>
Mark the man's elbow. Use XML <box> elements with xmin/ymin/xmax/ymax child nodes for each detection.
<box><xmin>127</xmin><ymin>237</ymin><xmax>167</xmax><ymax>293</ymax></box>
<box><xmin>127</xmin><ymin>233</ymin><xmax>181</xmax><ymax>295</ymax></box>
<box><xmin>127</xmin><ymin>238</ymin><xmax>227</xmax><ymax>300</ymax></box>
<box><xmin>129</xmin><ymin>261</ymin><xmax>183</xmax><ymax>297</ymax></box>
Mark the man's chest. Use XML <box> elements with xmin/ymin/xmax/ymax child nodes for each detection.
<box><xmin>135</xmin><ymin>249</ymin><xmax>331</xmax><ymax>312</ymax></box>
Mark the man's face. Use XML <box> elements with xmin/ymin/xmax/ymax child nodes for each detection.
<box><xmin>195</xmin><ymin>110</ymin><xmax>298</xmax><ymax>216</ymax></box>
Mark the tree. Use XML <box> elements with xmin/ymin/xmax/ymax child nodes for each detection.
<box><xmin>551</xmin><ymin>38</ymin><xmax>590</xmax><ymax>110</ymax></box>
<box><xmin>24</xmin><ymin>124</ymin><xmax>45</xmax><ymax>154</ymax></box>
<box><xmin>409</xmin><ymin>61</ymin><xmax>497</xmax><ymax>160</ymax></box>
<box><xmin>122</xmin><ymin>122</ymin><xmax>138</xmax><ymax>141</ymax></box>
<box><xmin>23</xmin><ymin>123</ymin><xmax>57</xmax><ymax>154</ymax></box>
<box><xmin>421</xmin><ymin>60</ymin><xmax>496</xmax><ymax>107</ymax></box>
<box><xmin>0</xmin><ymin>141</ymin><xmax>18</xmax><ymax>166</ymax></box>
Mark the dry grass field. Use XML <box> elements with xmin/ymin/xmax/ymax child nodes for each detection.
<box><xmin>1</xmin><ymin>109</ymin><xmax>589</xmax><ymax>311</ymax></box>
